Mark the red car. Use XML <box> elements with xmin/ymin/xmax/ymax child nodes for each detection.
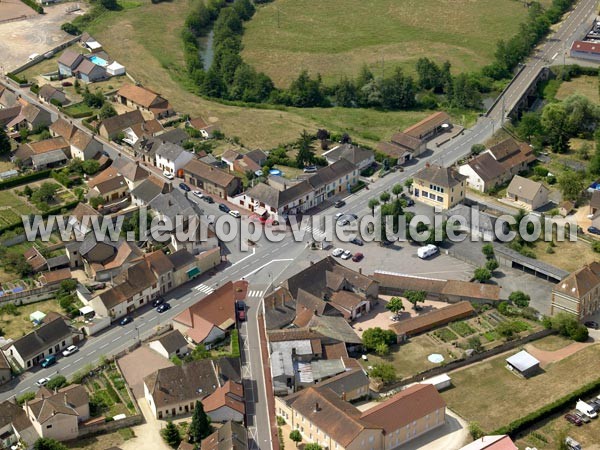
<box><xmin>352</xmin><ymin>252</ymin><xmax>364</xmax><ymax>262</ymax></box>
<box><xmin>564</xmin><ymin>413</ymin><xmax>583</xmax><ymax>426</ymax></box>
<box><xmin>236</xmin><ymin>301</ymin><xmax>246</xmax><ymax>322</ymax></box>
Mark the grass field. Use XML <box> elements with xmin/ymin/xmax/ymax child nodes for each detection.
<box><xmin>0</xmin><ymin>190</ymin><xmax>39</xmax><ymax>227</ymax></box>
<box><xmin>555</xmin><ymin>75</ymin><xmax>600</xmax><ymax>104</ymax></box>
<box><xmin>242</xmin><ymin>0</ymin><xmax>538</xmax><ymax>87</ymax></box>
<box><xmin>442</xmin><ymin>344</ymin><xmax>600</xmax><ymax>433</ymax></box>
<box><xmin>530</xmin><ymin>236</ymin><xmax>598</xmax><ymax>273</ymax></box>
<box><xmin>1</xmin><ymin>299</ymin><xmax>63</xmax><ymax>340</ymax></box>
<box><xmin>529</xmin><ymin>335</ymin><xmax>573</xmax><ymax>352</ymax></box>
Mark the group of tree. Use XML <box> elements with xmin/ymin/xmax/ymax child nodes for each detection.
<box><xmin>362</xmin><ymin>327</ymin><xmax>396</xmax><ymax>355</ymax></box>
<box><xmin>543</xmin><ymin>312</ymin><xmax>589</xmax><ymax>342</ymax></box>
<box><xmin>0</xmin><ymin>247</ymin><xmax>33</xmax><ymax>278</ymax></box>
<box><xmin>0</xmin><ymin>128</ymin><xmax>10</xmax><ymax>155</ymax></box>
<box><xmin>34</xmin><ymin>439</ymin><xmax>68</xmax><ymax>450</ymax></box>
<box><xmin>82</xmin><ymin>88</ymin><xmax>105</xmax><ymax>109</ymax></box>
<box><xmin>370</xmin><ymin>362</ymin><xmax>397</xmax><ymax>384</ymax></box>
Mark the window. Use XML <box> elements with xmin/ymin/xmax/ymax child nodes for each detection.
<box><xmin>437</xmin><ymin>196</ymin><xmax>443</xmax><ymax>202</ymax></box>
<box><xmin>46</xmin><ymin>425</ymin><xmax>52</xmax><ymax>429</ymax></box>
<box><xmin>369</xmin><ymin>436</ymin><xmax>374</xmax><ymax>443</ymax></box>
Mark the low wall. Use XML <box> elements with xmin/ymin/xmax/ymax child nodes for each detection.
<box><xmin>0</xmin><ymin>234</ymin><xmax>27</xmax><ymax>247</ymax></box>
<box><xmin>11</xmin><ymin>35</ymin><xmax>81</xmax><ymax>75</ymax></box>
<box><xmin>0</xmin><ymin>285</ymin><xmax>60</xmax><ymax>306</ymax></box>
<box><xmin>78</xmin><ymin>414</ymin><xmax>142</xmax><ymax>438</ymax></box>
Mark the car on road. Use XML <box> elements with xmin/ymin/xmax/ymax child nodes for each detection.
<box><xmin>157</xmin><ymin>303</ymin><xmax>171</xmax><ymax>313</ymax></box>
<box><xmin>338</xmin><ymin>219</ymin><xmax>350</xmax><ymax>226</ymax></box>
<box><xmin>193</xmin><ymin>190</ymin><xmax>203</xmax><ymax>198</ymax></box>
<box><xmin>163</xmin><ymin>171</ymin><xmax>174</xmax><ymax>180</ymax></box>
<box><xmin>341</xmin><ymin>250</ymin><xmax>352</xmax><ymax>260</ymax></box>
<box><xmin>351</xmin><ymin>237</ymin><xmax>364</xmax><ymax>246</ymax></box>
<box><xmin>219</xmin><ymin>203</ymin><xmax>230</xmax><ymax>213</ymax></box>
<box><xmin>331</xmin><ymin>248</ymin><xmax>344</xmax><ymax>257</ymax></box>
<box><xmin>564</xmin><ymin>413</ymin><xmax>583</xmax><ymax>426</ymax></box>
<box><xmin>203</xmin><ymin>196</ymin><xmax>214</xmax><ymax>204</ymax></box>
<box><xmin>179</xmin><ymin>182</ymin><xmax>191</xmax><ymax>192</ymax></box>
<box><xmin>588</xmin><ymin>226</ymin><xmax>600</xmax><ymax>235</ymax></box>
<box><xmin>236</xmin><ymin>300</ymin><xmax>246</xmax><ymax>322</ymax></box>
<box><xmin>406</xmin><ymin>198</ymin><xmax>415</xmax><ymax>207</ymax></box>
<box><xmin>36</xmin><ymin>377</ymin><xmax>51</xmax><ymax>387</ymax></box>
<box><xmin>335</xmin><ymin>212</ymin><xmax>344</xmax><ymax>220</ymax></box>
<box><xmin>62</xmin><ymin>345</ymin><xmax>79</xmax><ymax>357</ymax></box>
<box><xmin>152</xmin><ymin>297</ymin><xmax>165</xmax><ymax>307</ymax></box>
<box><xmin>334</xmin><ymin>200</ymin><xmax>346</xmax><ymax>208</ymax></box>
<box><xmin>229</xmin><ymin>210</ymin><xmax>241</xmax><ymax>218</ymax></box>
<box><xmin>119</xmin><ymin>316</ymin><xmax>133</xmax><ymax>326</ymax></box>
<box><xmin>585</xmin><ymin>321</ymin><xmax>599</xmax><ymax>329</ymax></box>
<box><xmin>40</xmin><ymin>355</ymin><xmax>56</xmax><ymax>368</ymax></box>
<box><xmin>352</xmin><ymin>252</ymin><xmax>364</xmax><ymax>262</ymax></box>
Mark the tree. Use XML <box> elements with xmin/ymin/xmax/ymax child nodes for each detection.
<box><xmin>375</xmin><ymin>342</ymin><xmax>389</xmax><ymax>356</ymax></box>
<box><xmin>558</xmin><ymin>171</ymin><xmax>584</xmax><ymax>201</ymax></box>
<box><xmin>161</xmin><ymin>421</ymin><xmax>182</xmax><ymax>449</ymax></box>
<box><xmin>189</xmin><ymin>401</ymin><xmax>212</xmax><ymax>443</ymax></box>
<box><xmin>471</xmin><ymin>144</ymin><xmax>485</xmax><ymax>155</ymax></box>
<box><xmin>416</xmin><ymin>57</ymin><xmax>443</xmax><ymax>91</ymax></box>
<box><xmin>404</xmin><ymin>290</ymin><xmax>426</xmax><ymax>309</ymax></box>
<box><xmin>516</xmin><ymin>112</ymin><xmax>542</xmax><ymax>141</ymax></box>
<box><xmin>334</xmin><ymin>77</ymin><xmax>357</xmax><ymax>107</ymax></box>
<box><xmin>289</xmin><ymin>430</ymin><xmax>302</xmax><ymax>447</ymax></box>
<box><xmin>0</xmin><ymin>128</ymin><xmax>10</xmax><ymax>155</ymax></box>
<box><xmin>380</xmin><ymin>191</ymin><xmax>391</xmax><ymax>203</ymax></box>
<box><xmin>545</xmin><ymin>312</ymin><xmax>589</xmax><ymax>342</ymax></box>
<box><xmin>385</xmin><ymin>297</ymin><xmax>405</xmax><ymax>317</ymax></box>
<box><xmin>541</xmin><ymin>102</ymin><xmax>570</xmax><ymax>153</ymax></box>
<box><xmin>482</xmin><ymin>243</ymin><xmax>494</xmax><ymax>259</ymax></box>
<box><xmin>370</xmin><ymin>363</ymin><xmax>396</xmax><ymax>383</ymax></box>
<box><xmin>485</xmin><ymin>258</ymin><xmax>499</xmax><ymax>272</ymax></box>
<box><xmin>288</xmin><ymin>70</ymin><xmax>327</xmax><ymax>107</ymax></box>
<box><xmin>23</xmin><ymin>185</ymin><xmax>33</xmax><ymax>197</ymax></box>
<box><xmin>473</xmin><ymin>267</ymin><xmax>492</xmax><ymax>283</ymax></box>
<box><xmin>31</xmin><ymin>182</ymin><xmax>60</xmax><ymax>204</ymax></box>
<box><xmin>304</xmin><ymin>444</ymin><xmax>323</xmax><ymax>450</ymax></box>
<box><xmin>368</xmin><ymin>198</ymin><xmax>380</xmax><ymax>215</ymax></box>
<box><xmin>46</xmin><ymin>375</ymin><xmax>67</xmax><ymax>390</ymax></box>
<box><xmin>296</xmin><ymin>130</ymin><xmax>315</xmax><ymax>167</ymax></box>
<box><xmin>34</xmin><ymin>439</ymin><xmax>68</xmax><ymax>450</ymax></box>
<box><xmin>392</xmin><ymin>183</ymin><xmax>403</xmax><ymax>199</ymax></box>
<box><xmin>468</xmin><ymin>422</ymin><xmax>484</xmax><ymax>440</ymax></box>
<box><xmin>404</xmin><ymin>178</ymin><xmax>413</xmax><ymax>189</ymax></box>
<box><xmin>467</xmin><ymin>336</ymin><xmax>483</xmax><ymax>353</ymax></box>
<box><xmin>98</xmin><ymin>103</ymin><xmax>117</xmax><ymax>120</ymax></box>
<box><xmin>509</xmin><ymin>291</ymin><xmax>530</xmax><ymax>308</ymax></box>
<box><xmin>100</xmin><ymin>0</ymin><xmax>119</xmax><ymax>10</ymax></box>
<box><xmin>362</xmin><ymin>327</ymin><xmax>396</xmax><ymax>351</ymax></box>
<box><xmin>81</xmin><ymin>160</ymin><xmax>100</xmax><ymax>175</ymax></box>
<box><xmin>449</xmin><ymin>73</ymin><xmax>481</xmax><ymax>109</ymax></box>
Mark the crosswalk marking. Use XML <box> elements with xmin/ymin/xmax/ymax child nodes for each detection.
<box><xmin>248</xmin><ymin>290</ymin><xmax>264</xmax><ymax>298</ymax></box>
<box><xmin>303</xmin><ymin>225</ymin><xmax>327</xmax><ymax>239</ymax></box>
<box><xmin>193</xmin><ymin>284</ymin><xmax>214</xmax><ymax>294</ymax></box>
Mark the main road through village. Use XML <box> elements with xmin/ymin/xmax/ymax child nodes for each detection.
<box><xmin>0</xmin><ymin>1</ymin><xmax>597</xmax><ymax>448</ymax></box>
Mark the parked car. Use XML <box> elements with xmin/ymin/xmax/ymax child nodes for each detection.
<box><xmin>152</xmin><ymin>297</ymin><xmax>165</xmax><ymax>307</ymax></box>
<box><xmin>303</xmin><ymin>166</ymin><xmax>317</xmax><ymax>173</ymax></box>
<box><xmin>61</xmin><ymin>81</ymin><xmax>73</xmax><ymax>87</ymax></box>
<box><xmin>203</xmin><ymin>196</ymin><xmax>214</xmax><ymax>204</ymax></box>
<box><xmin>119</xmin><ymin>316</ymin><xmax>133</xmax><ymax>326</ymax></box>
<box><xmin>406</xmin><ymin>198</ymin><xmax>415</xmax><ymax>207</ymax></box>
<box><xmin>229</xmin><ymin>210</ymin><xmax>241</xmax><ymax>218</ymax></box>
<box><xmin>163</xmin><ymin>171</ymin><xmax>174</xmax><ymax>180</ymax></box>
<box><xmin>193</xmin><ymin>190</ymin><xmax>203</xmax><ymax>198</ymax></box>
<box><xmin>351</xmin><ymin>237</ymin><xmax>364</xmax><ymax>246</ymax></box>
<box><xmin>564</xmin><ymin>413</ymin><xmax>583</xmax><ymax>426</ymax></box>
<box><xmin>157</xmin><ymin>303</ymin><xmax>171</xmax><ymax>313</ymax></box>
<box><xmin>331</xmin><ymin>248</ymin><xmax>344</xmax><ymax>257</ymax></box>
<box><xmin>339</xmin><ymin>219</ymin><xmax>350</xmax><ymax>226</ymax></box>
<box><xmin>585</xmin><ymin>320</ymin><xmax>599</xmax><ymax>329</ymax></box>
<box><xmin>341</xmin><ymin>250</ymin><xmax>352</xmax><ymax>260</ymax></box>
<box><xmin>179</xmin><ymin>182</ymin><xmax>191</xmax><ymax>192</ymax></box>
<box><xmin>334</xmin><ymin>200</ymin><xmax>346</xmax><ymax>208</ymax></box>
<box><xmin>574</xmin><ymin>411</ymin><xmax>591</xmax><ymax>423</ymax></box>
<box><xmin>417</xmin><ymin>244</ymin><xmax>439</xmax><ymax>259</ymax></box>
<box><xmin>236</xmin><ymin>300</ymin><xmax>246</xmax><ymax>322</ymax></box>
<box><xmin>36</xmin><ymin>377</ymin><xmax>51</xmax><ymax>387</ymax></box>
<box><xmin>352</xmin><ymin>252</ymin><xmax>364</xmax><ymax>262</ymax></box>
<box><xmin>576</xmin><ymin>399</ymin><xmax>597</xmax><ymax>418</ymax></box>
<box><xmin>62</xmin><ymin>345</ymin><xmax>79</xmax><ymax>357</ymax></box>
<box><xmin>380</xmin><ymin>239</ymin><xmax>394</xmax><ymax>247</ymax></box>
<box><xmin>335</xmin><ymin>212</ymin><xmax>344</xmax><ymax>220</ymax></box>
<box><xmin>40</xmin><ymin>355</ymin><xmax>56</xmax><ymax>368</ymax></box>
<box><xmin>566</xmin><ymin>437</ymin><xmax>583</xmax><ymax>450</ymax></box>
<box><xmin>219</xmin><ymin>203</ymin><xmax>230</xmax><ymax>213</ymax></box>
<box><xmin>588</xmin><ymin>226</ymin><xmax>600</xmax><ymax>235</ymax></box>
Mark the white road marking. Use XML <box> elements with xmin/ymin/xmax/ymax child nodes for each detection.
<box><xmin>231</xmin><ymin>248</ymin><xmax>256</xmax><ymax>266</ymax></box>
<box><xmin>100</xmin><ymin>343</ymin><xmax>109</xmax><ymax>349</ymax></box>
<box><xmin>194</xmin><ymin>284</ymin><xmax>215</xmax><ymax>294</ymax></box>
<box><xmin>552</xmin><ymin>52</ymin><xmax>558</xmax><ymax>60</ymax></box>
<box><xmin>149</xmin><ymin>316</ymin><xmax>157</xmax><ymax>321</ymax></box>
<box><xmin>112</xmin><ymin>337</ymin><xmax>120</xmax><ymax>343</ymax></box>
<box><xmin>74</xmin><ymin>357</ymin><xmax>83</xmax><ymax>363</ymax></box>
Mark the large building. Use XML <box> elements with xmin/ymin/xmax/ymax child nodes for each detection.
<box><xmin>412</xmin><ymin>163</ymin><xmax>466</xmax><ymax>210</ymax></box>
<box><xmin>551</xmin><ymin>262</ymin><xmax>600</xmax><ymax>318</ymax></box>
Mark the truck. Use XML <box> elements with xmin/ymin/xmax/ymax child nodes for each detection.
<box><xmin>417</xmin><ymin>244</ymin><xmax>439</xmax><ymax>259</ymax></box>
<box><xmin>576</xmin><ymin>399</ymin><xmax>597</xmax><ymax>419</ymax></box>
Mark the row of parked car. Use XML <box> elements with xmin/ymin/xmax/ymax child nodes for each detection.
<box><xmin>564</xmin><ymin>397</ymin><xmax>600</xmax><ymax>426</ymax></box>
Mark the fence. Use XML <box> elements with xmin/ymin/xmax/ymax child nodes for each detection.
<box><xmin>384</xmin><ymin>328</ymin><xmax>555</xmax><ymax>391</ymax></box>
<box><xmin>78</xmin><ymin>414</ymin><xmax>143</xmax><ymax>438</ymax></box>
<box><xmin>0</xmin><ymin>284</ymin><xmax>60</xmax><ymax>306</ymax></box>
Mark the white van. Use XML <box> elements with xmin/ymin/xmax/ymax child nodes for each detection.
<box><xmin>417</xmin><ymin>244</ymin><xmax>439</xmax><ymax>259</ymax></box>
<box><xmin>576</xmin><ymin>399</ymin><xmax>597</xmax><ymax>418</ymax></box>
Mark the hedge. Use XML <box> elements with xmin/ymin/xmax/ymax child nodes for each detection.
<box><xmin>493</xmin><ymin>376</ymin><xmax>600</xmax><ymax>437</ymax></box>
<box><xmin>350</xmin><ymin>180</ymin><xmax>366</xmax><ymax>194</ymax></box>
<box><xmin>7</xmin><ymin>72</ymin><xmax>27</xmax><ymax>85</ymax></box>
<box><xmin>20</xmin><ymin>0</ymin><xmax>43</xmax><ymax>13</ymax></box>
<box><xmin>0</xmin><ymin>169</ymin><xmax>52</xmax><ymax>190</ymax></box>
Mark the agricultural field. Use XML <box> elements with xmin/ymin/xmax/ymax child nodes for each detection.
<box><xmin>0</xmin><ymin>190</ymin><xmax>38</xmax><ymax>228</ymax></box>
<box><xmin>442</xmin><ymin>344</ymin><xmax>600</xmax><ymax>433</ymax></box>
<box><xmin>242</xmin><ymin>0</ymin><xmax>544</xmax><ymax>87</ymax></box>
<box><xmin>0</xmin><ymin>298</ymin><xmax>64</xmax><ymax>340</ymax></box>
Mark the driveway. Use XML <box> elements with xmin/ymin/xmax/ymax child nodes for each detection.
<box><xmin>119</xmin><ymin>390</ymin><xmax>171</xmax><ymax>450</ymax></box>
<box><xmin>396</xmin><ymin>408</ymin><xmax>469</xmax><ymax>450</ymax></box>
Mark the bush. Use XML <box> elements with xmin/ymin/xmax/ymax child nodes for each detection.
<box><xmin>17</xmin><ymin>391</ymin><xmax>35</xmax><ymax>405</ymax></box>
<box><xmin>370</xmin><ymin>363</ymin><xmax>396</xmax><ymax>383</ymax></box>
<box><xmin>61</xmin><ymin>22</ymin><xmax>81</xmax><ymax>35</ymax></box>
<box><xmin>0</xmin><ymin>169</ymin><xmax>52</xmax><ymax>190</ymax></box>
<box><xmin>469</xmin><ymin>422</ymin><xmax>485</xmax><ymax>440</ymax></box>
<box><xmin>46</xmin><ymin>375</ymin><xmax>67</xmax><ymax>390</ymax></box>
<box><xmin>19</xmin><ymin>0</ymin><xmax>43</xmax><ymax>13</ymax></box>
<box><xmin>362</xmin><ymin>327</ymin><xmax>397</xmax><ymax>351</ymax></box>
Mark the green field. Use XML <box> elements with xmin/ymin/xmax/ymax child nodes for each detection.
<box><xmin>0</xmin><ymin>190</ymin><xmax>38</xmax><ymax>227</ymax></box>
<box><xmin>242</xmin><ymin>0</ymin><xmax>541</xmax><ymax>87</ymax></box>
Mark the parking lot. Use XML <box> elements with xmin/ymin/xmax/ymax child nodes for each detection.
<box><xmin>0</xmin><ymin>0</ymin><xmax>35</xmax><ymax>24</ymax></box>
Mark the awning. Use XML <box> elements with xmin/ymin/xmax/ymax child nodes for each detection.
<box><xmin>79</xmin><ymin>306</ymin><xmax>95</xmax><ymax>315</ymax></box>
<box><xmin>187</xmin><ymin>267</ymin><xmax>200</xmax><ymax>278</ymax></box>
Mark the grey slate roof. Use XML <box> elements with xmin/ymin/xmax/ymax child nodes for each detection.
<box><xmin>201</xmin><ymin>421</ymin><xmax>248</xmax><ymax>450</ymax></box>
<box><xmin>149</xmin><ymin>189</ymin><xmax>198</xmax><ymax>218</ymax></box>
<box><xmin>415</xmin><ymin>164</ymin><xmax>466</xmax><ymax>188</ymax></box>
<box><xmin>30</xmin><ymin>149</ymin><xmax>68</xmax><ymax>167</ymax></box>
<box><xmin>307</xmin><ymin>315</ymin><xmax>362</xmax><ymax>344</ymax></box>
<box><xmin>58</xmin><ymin>50</ymin><xmax>83</xmax><ymax>69</ymax></box>
<box><xmin>215</xmin><ymin>357</ymin><xmax>241</xmax><ymax>384</ymax></box>
<box><xmin>46</xmin><ymin>254</ymin><xmax>70</xmax><ymax>269</ymax></box>
<box><xmin>325</xmin><ymin>144</ymin><xmax>373</xmax><ymax>166</ymax></box>
<box><xmin>168</xmin><ymin>249</ymin><xmax>198</xmax><ymax>270</ymax></box>
<box><xmin>155</xmin><ymin>142</ymin><xmax>188</xmax><ymax>162</ymax></box>
<box><xmin>155</xmin><ymin>330</ymin><xmax>188</xmax><ymax>354</ymax></box>
<box><xmin>315</xmin><ymin>369</ymin><xmax>369</xmax><ymax>397</ymax></box>
<box><xmin>9</xmin><ymin>316</ymin><xmax>72</xmax><ymax>361</ymax></box>
<box><xmin>131</xmin><ymin>178</ymin><xmax>164</xmax><ymax>204</ymax></box>
<box><xmin>157</xmin><ymin>128</ymin><xmax>189</xmax><ymax>144</ymax></box>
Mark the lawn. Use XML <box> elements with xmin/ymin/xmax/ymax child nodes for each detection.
<box><xmin>62</xmin><ymin>102</ymin><xmax>95</xmax><ymax>118</ymax></box>
<box><xmin>0</xmin><ymin>298</ymin><xmax>64</xmax><ymax>340</ymax></box>
<box><xmin>529</xmin><ymin>334</ymin><xmax>573</xmax><ymax>352</ymax></box>
<box><xmin>555</xmin><ymin>75</ymin><xmax>600</xmax><ymax>104</ymax></box>
<box><xmin>66</xmin><ymin>427</ymin><xmax>136</xmax><ymax>450</ymax></box>
<box><xmin>242</xmin><ymin>0</ymin><xmax>537</xmax><ymax>87</ymax></box>
<box><xmin>442</xmin><ymin>344</ymin><xmax>600</xmax><ymax>433</ymax></box>
<box><xmin>530</xmin><ymin>238</ymin><xmax>598</xmax><ymax>273</ymax></box>
<box><xmin>0</xmin><ymin>190</ymin><xmax>38</xmax><ymax>227</ymax></box>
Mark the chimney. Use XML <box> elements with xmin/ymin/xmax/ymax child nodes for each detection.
<box><xmin>359</xmin><ymin>268</ymin><xmax>362</xmax><ymax>274</ymax></box>
<box><xmin>314</xmin><ymin>402</ymin><xmax>319</xmax><ymax>413</ymax></box>
<box><xmin>310</xmin><ymin>261</ymin><xmax>314</xmax><ymax>266</ymax></box>
<box><xmin>425</xmin><ymin>162</ymin><xmax>430</xmax><ymax>168</ymax></box>
<box><xmin>135</xmin><ymin>160</ymin><xmax>139</xmax><ymax>166</ymax></box>
<box><xmin>341</xmin><ymin>392</ymin><xmax>346</xmax><ymax>401</ymax></box>
<box><xmin>280</xmin><ymin>293</ymin><xmax>285</xmax><ymax>308</ymax></box>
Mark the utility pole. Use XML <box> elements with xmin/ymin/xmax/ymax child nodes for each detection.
<box><xmin>501</xmin><ymin>95</ymin><xmax>505</xmax><ymax>128</ymax></box>
<box><xmin>277</xmin><ymin>7</ymin><xmax>280</xmax><ymax>28</ymax></box>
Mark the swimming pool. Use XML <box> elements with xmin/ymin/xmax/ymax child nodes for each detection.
<box><xmin>89</xmin><ymin>55</ymin><xmax>108</xmax><ymax>67</ymax></box>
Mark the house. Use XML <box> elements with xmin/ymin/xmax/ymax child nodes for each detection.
<box><xmin>551</xmin><ymin>262</ymin><xmax>600</xmax><ymax>318</ymax></box>
<box><xmin>201</xmin><ymin>421</ymin><xmax>248</xmax><ymax>450</ymax></box>
<box><xmin>168</xmin><ymin>247</ymin><xmax>219</xmax><ymax>287</ymax></box>
<box><xmin>570</xmin><ymin>40</ymin><xmax>600</xmax><ymax>62</ymax></box>
<box><xmin>148</xmin><ymin>188</ymin><xmax>199</xmax><ymax>225</ymax></box>
<box><xmin>323</xmin><ymin>144</ymin><xmax>375</xmax><ymax>171</ymax></box>
<box><xmin>115</xmin><ymin>84</ymin><xmax>174</xmax><ymax>119</ymax></box>
<box><xmin>14</xmin><ymin>137</ymin><xmax>70</xmax><ymax>168</ymax></box>
<box><xmin>276</xmin><ymin>383</ymin><xmax>446</xmax><ymax>450</ymax></box>
<box><xmin>459</xmin><ymin>152</ymin><xmax>505</xmax><ymax>193</ymax></box>
<box><xmin>314</xmin><ymin>368</ymin><xmax>370</xmax><ymax>402</ymax></box>
<box><xmin>25</xmin><ymin>384</ymin><xmax>89</xmax><ymax>441</ymax></box>
<box><xmin>3</xmin><ymin>102</ymin><xmax>51</xmax><ymax>132</ymax></box>
<box><xmin>378</xmin><ymin>133</ymin><xmax>426</xmax><ymax>163</ymax></box>
<box><xmin>264</xmin><ymin>287</ymin><xmax>297</xmax><ymax>330</ymax></box>
<box><xmin>459</xmin><ymin>435</ymin><xmax>517</xmax><ymax>450</ymax></box>
<box><xmin>559</xmin><ymin>200</ymin><xmax>575</xmax><ymax>217</ymax></box>
<box><xmin>0</xmin><ymin>352</ymin><xmax>10</xmax><ymax>385</ymax></box>
<box><xmin>183</xmin><ymin>159</ymin><xmax>242</xmax><ymax>199</ymax></box>
<box><xmin>149</xmin><ymin>330</ymin><xmax>190</xmax><ymax>360</ymax></box>
<box><xmin>24</xmin><ymin>246</ymin><xmax>49</xmax><ymax>273</ymax></box>
<box><xmin>40</xmin><ymin>268</ymin><xmax>73</xmax><ymax>287</ymax></box>
<box><xmin>220</xmin><ymin>149</ymin><xmax>242</xmax><ymax>171</ymax></box>
<box><xmin>2</xmin><ymin>315</ymin><xmax>80</xmax><ymax>370</ymax></box>
<box><xmin>389</xmin><ymin>301</ymin><xmax>475</xmax><ymax>340</ymax></box>
<box><xmin>131</xmin><ymin>176</ymin><xmax>169</xmax><ymax>206</ymax></box>
<box><xmin>58</xmin><ymin>50</ymin><xmax>84</xmax><ymax>77</ymax></box>
<box><xmin>112</xmin><ymin>157</ymin><xmax>150</xmax><ymax>190</ymax></box>
<box><xmin>505</xmin><ymin>350</ymin><xmax>540</xmax><ymax>378</ymax></box>
<box><xmin>122</xmin><ymin>119</ymin><xmax>164</xmax><ymax>146</ymax></box>
<box><xmin>31</xmin><ymin>150</ymin><xmax>69</xmax><ymax>171</ymax></box>
<box><xmin>506</xmin><ymin>175</ymin><xmax>549</xmax><ymax>211</ymax></box>
<box><xmin>87</xmin><ymin>166</ymin><xmax>129</xmax><ymax>203</ymax></box>
<box><xmin>404</xmin><ymin>111</ymin><xmax>451</xmax><ymax>141</ymax></box>
<box><xmin>590</xmin><ymin>190</ymin><xmax>600</xmax><ymax>216</ymax></box>
<box><xmin>201</xmin><ymin>380</ymin><xmax>245</xmax><ymax>423</ymax></box>
<box><xmin>413</xmin><ymin>163</ymin><xmax>466</xmax><ymax>210</ymax></box>
<box><xmin>98</xmin><ymin>110</ymin><xmax>145</xmax><ymax>141</ymax></box>
<box><xmin>155</xmin><ymin>142</ymin><xmax>194</xmax><ymax>175</ymax></box>
<box><xmin>232</xmin><ymin>149</ymin><xmax>267</xmax><ymax>174</ymax></box>
<box><xmin>0</xmin><ymin>400</ymin><xmax>40</xmax><ymax>449</ymax></box>
<box><xmin>187</xmin><ymin>117</ymin><xmax>219</xmax><ymax>139</ymax></box>
<box><xmin>73</xmin><ymin>59</ymin><xmax>106</xmax><ymax>83</ymax></box>
<box><xmin>66</xmin><ymin>202</ymin><xmax>100</xmax><ymax>237</ymax></box>
<box><xmin>172</xmin><ymin>282</ymin><xmax>236</xmax><ymax>346</ymax></box>
<box><xmin>38</xmin><ymin>85</ymin><xmax>67</xmax><ymax>105</ymax></box>
<box><xmin>71</xmin><ymin>128</ymin><xmax>103</xmax><ymax>161</ymax></box>
<box><xmin>485</xmin><ymin>138</ymin><xmax>535</xmax><ymax>178</ymax></box>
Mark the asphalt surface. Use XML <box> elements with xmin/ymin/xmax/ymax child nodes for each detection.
<box><xmin>0</xmin><ymin>3</ymin><xmax>597</xmax><ymax>447</ymax></box>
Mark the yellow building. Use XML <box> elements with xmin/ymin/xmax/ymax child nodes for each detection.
<box><xmin>551</xmin><ymin>262</ymin><xmax>600</xmax><ymax>319</ymax></box>
<box><xmin>413</xmin><ymin>164</ymin><xmax>466</xmax><ymax>210</ymax></box>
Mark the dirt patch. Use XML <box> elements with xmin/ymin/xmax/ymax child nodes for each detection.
<box><xmin>117</xmin><ymin>345</ymin><xmax>173</xmax><ymax>398</ymax></box>
<box><xmin>0</xmin><ymin>0</ymin><xmax>35</xmax><ymax>23</ymax></box>
<box><xmin>525</xmin><ymin>341</ymin><xmax>591</xmax><ymax>367</ymax></box>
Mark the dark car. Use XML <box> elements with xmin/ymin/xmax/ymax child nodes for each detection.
<box><xmin>157</xmin><ymin>303</ymin><xmax>171</xmax><ymax>313</ymax></box>
<box><xmin>352</xmin><ymin>252</ymin><xmax>364</xmax><ymax>262</ymax></box>
<box><xmin>406</xmin><ymin>198</ymin><xmax>415</xmax><ymax>207</ymax></box>
<box><xmin>585</xmin><ymin>321</ymin><xmax>599</xmax><ymax>329</ymax></box>
<box><xmin>236</xmin><ymin>300</ymin><xmax>246</xmax><ymax>322</ymax></box>
<box><xmin>179</xmin><ymin>183</ymin><xmax>191</xmax><ymax>192</ymax></box>
<box><xmin>334</xmin><ymin>200</ymin><xmax>346</xmax><ymax>208</ymax></box>
<box><xmin>61</xmin><ymin>81</ymin><xmax>73</xmax><ymax>87</ymax></box>
<box><xmin>351</xmin><ymin>237</ymin><xmax>364</xmax><ymax>246</ymax></box>
<box><xmin>40</xmin><ymin>355</ymin><xmax>57</xmax><ymax>368</ymax></box>
<box><xmin>219</xmin><ymin>203</ymin><xmax>230</xmax><ymax>213</ymax></box>
<box><xmin>119</xmin><ymin>316</ymin><xmax>133</xmax><ymax>326</ymax></box>
<box><xmin>588</xmin><ymin>226</ymin><xmax>600</xmax><ymax>235</ymax></box>
<box><xmin>152</xmin><ymin>297</ymin><xmax>165</xmax><ymax>308</ymax></box>
<box><xmin>203</xmin><ymin>196</ymin><xmax>214</xmax><ymax>204</ymax></box>
<box><xmin>380</xmin><ymin>239</ymin><xmax>394</xmax><ymax>247</ymax></box>
<box><xmin>564</xmin><ymin>413</ymin><xmax>583</xmax><ymax>426</ymax></box>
